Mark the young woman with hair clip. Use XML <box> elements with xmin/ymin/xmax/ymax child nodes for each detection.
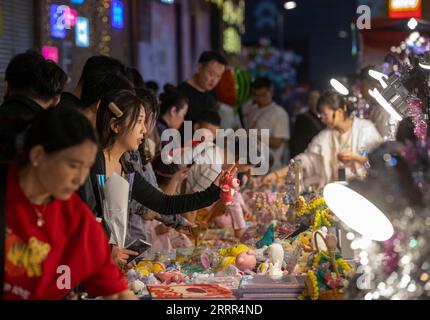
<box><xmin>123</xmin><ymin>87</ymin><xmax>189</xmax><ymax>251</ymax></box>
<box><xmin>90</xmin><ymin>90</ymin><xmax>232</xmax><ymax>265</ymax></box>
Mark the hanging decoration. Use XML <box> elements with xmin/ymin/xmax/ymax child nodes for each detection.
<box><xmin>207</xmin><ymin>0</ymin><xmax>245</xmax><ymax>54</ymax></box>
<box><xmin>214</xmin><ymin>67</ymin><xmax>252</xmax><ymax>108</ymax></box>
<box><xmin>99</xmin><ymin>0</ymin><xmax>112</xmax><ymax>55</ymax></box>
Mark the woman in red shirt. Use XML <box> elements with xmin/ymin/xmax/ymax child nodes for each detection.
<box><xmin>3</xmin><ymin>106</ymin><xmax>135</xmax><ymax>300</ymax></box>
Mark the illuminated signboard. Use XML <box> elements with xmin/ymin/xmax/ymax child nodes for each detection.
<box><xmin>70</xmin><ymin>0</ymin><xmax>85</xmax><ymax>4</ymax></box>
<box><xmin>389</xmin><ymin>0</ymin><xmax>422</xmax><ymax>19</ymax></box>
<box><xmin>50</xmin><ymin>4</ymin><xmax>67</xmax><ymax>38</ymax></box>
<box><xmin>111</xmin><ymin>0</ymin><xmax>124</xmax><ymax>29</ymax></box>
<box><xmin>50</xmin><ymin>4</ymin><xmax>78</xmax><ymax>38</ymax></box>
<box><xmin>42</xmin><ymin>45</ymin><xmax>59</xmax><ymax>63</ymax></box>
<box><xmin>66</xmin><ymin>9</ymin><xmax>78</xmax><ymax>29</ymax></box>
<box><xmin>75</xmin><ymin>16</ymin><xmax>90</xmax><ymax>47</ymax></box>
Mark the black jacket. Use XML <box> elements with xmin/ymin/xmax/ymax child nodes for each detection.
<box><xmin>89</xmin><ymin>151</ymin><xmax>220</xmax><ymax>218</ymax></box>
<box><xmin>58</xmin><ymin>92</ymin><xmax>84</xmax><ymax>109</ymax></box>
<box><xmin>290</xmin><ymin>111</ymin><xmax>325</xmax><ymax>158</ymax></box>
<box><xmin>0</xmin><ymin>95</ymin><xmax>45</xmax><ymax>163</ymax></box>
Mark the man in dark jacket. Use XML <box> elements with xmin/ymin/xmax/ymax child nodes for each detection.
<box><xmin>0</xmin><ymin>51</ymin><xmax>67</xmax><ymax>163</ymax></box>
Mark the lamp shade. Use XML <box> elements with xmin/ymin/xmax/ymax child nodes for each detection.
<box><xmin>330</xmin><ymin>78</ymin><xmax>349</xmax><ymax>95</ymax></box>
<box><xmin>323</xmin><ymin>182</ymin><xmax>394</xmax><ymax>241</ymax></box>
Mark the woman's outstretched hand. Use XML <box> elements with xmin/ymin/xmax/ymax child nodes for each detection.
<box><xmin>213</xmin><ymin>164</ymin><xmax>237</xmax><ymax>187</ymax></box>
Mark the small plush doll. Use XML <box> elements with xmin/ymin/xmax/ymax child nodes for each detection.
<box><xmin>220</xmin><ymin>170</ymin><xmax>240</xmax><ymax>206</ymax></box>
<box><xmin>154</xmin><ymin>271</ymin><xmax>185</xmax><ymax>285</ymax></box>
<box><xmin>220</xmin><ymin>184</ymin><xmax>236</xmax><ymax>205</ymax></box>
<box><xmin>256</xmin><ymin>223</ymin><xmax>275</xmax><ymax>248</ymax></box>
<box><xmin>235</xmin><ymin>250</ymin><xmax>257</xmax><ymax>272</ymax></box>
<box><xmin>216</xmin><ymin>244</ymin><xmax>251</xmax><ymax>270</ymax></box>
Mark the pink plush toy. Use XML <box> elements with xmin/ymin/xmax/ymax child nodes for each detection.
<box><xmin>154</xmin><ymin>271</ymin><xmax>185</xmax><ymax>285</ymax></box>
<box><xmin>220</xmin><ymin>173</ymin><xmax>240</xmax><ymax>206</ymax></box>
<box><xmin>235</xmin><ymin>250</ymin><xmax>257</xmax><ymax>272</ymax></box>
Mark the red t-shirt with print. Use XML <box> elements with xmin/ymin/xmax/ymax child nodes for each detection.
<box><xmin>3</xmin><ymin>164</ymin><xmax>128</xmax><ymax>300</ymax></box>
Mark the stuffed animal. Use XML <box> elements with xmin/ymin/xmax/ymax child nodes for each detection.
<box><xmin>217</xmin><ymin>244</ymin><xmax>252</xmax><ymax>270</ymax></box>
<box><xmin>235</xmin><ymin>250</ymin><xmax>257</xmax><ymax>272</ymax></box>
<box><xmin>218</xmin><ymin>243</ymin><xmax>249</xmax><ymax>257</ymax></box>
<box><xmin>154</xmin><ymin>271</ymin><xmax>185</xmax><ymax>285</ymax></box>
<box><xmin>135</xmin><ymin>260</ymin><xmax>166</xmax><ymax>277</ymax></box>
<box><xmin>130</xmin><ymin>279</ymin><xmax>146</xmax><ymax>295</ymax></box>
<box><xmin>220</xmin><ymin>184</ymin><xmax>235</xmax><ymax>205</ymax></box>
<box><xmin>189</xmin><ymin>201</ymin><xmax>227</xmax><ymax>245</ymax></box>
<box><xmin>256</xmin><ymin>223</ymin><xmax>275</xmax><ymax>248</ymax></box>
<box><xmin>220</xmin><ymin>172</ymin><xmax>240</xmax><ymax>206</ymax></box>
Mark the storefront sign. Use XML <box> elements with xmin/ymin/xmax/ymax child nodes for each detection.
<box><xmin>50</xmin><ymin>4</ymin><xmax>67</xmax><ymax>38</ymax></box>
<box><xmin>75</xmin><ymin>16</ymin><xmax>90</xmax><ymax>47</ymax></box>
<box><xmin>389</xmin><ymin>0</ymin><xmax>422</xmax><ymax>19</ymax></box>
<box><xmin>42</xmin><ymin>45</ymin><xmax>59</xmax><ymax>63</ymax></box>
<box><xmin>50</xmin><ymin>4</ymin><xmax>78</xmax><ymax>38</ymax></box>
<box><xmin>111</xmin><ymin>0</ymin><xmax>124</xmax><ymax>29</ymax></box>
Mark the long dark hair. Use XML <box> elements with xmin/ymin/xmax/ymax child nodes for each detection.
<box><xmin>135</xmin><ymin>87</ymin><xmax>160</xmax><ymax>165</ymax></box>
<box><xmin>96</xmin><ymin>90</ymin><xmax>146</xmax><ymax>150</ymax></box>
<box><xmin>19</xmin><ymin>106</ymin><xmax>98</xmax><ymax>166</ymax></box>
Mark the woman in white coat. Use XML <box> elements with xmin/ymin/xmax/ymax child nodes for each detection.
<box><xmin>264</xmin><ymin>90</ymin><xmax>383</xmax><ymax>189</ymax></box>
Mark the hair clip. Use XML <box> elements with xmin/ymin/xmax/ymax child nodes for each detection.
<box><xmin>108</xmin><ymin>102</ymin><xmax>123</xmax><ymax>118</ymax></box>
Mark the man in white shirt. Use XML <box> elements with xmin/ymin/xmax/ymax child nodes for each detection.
<box><xmin>242</xmin><ymin>77</ymin><xmax>290</xmax><ymax>170</ymax></box>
